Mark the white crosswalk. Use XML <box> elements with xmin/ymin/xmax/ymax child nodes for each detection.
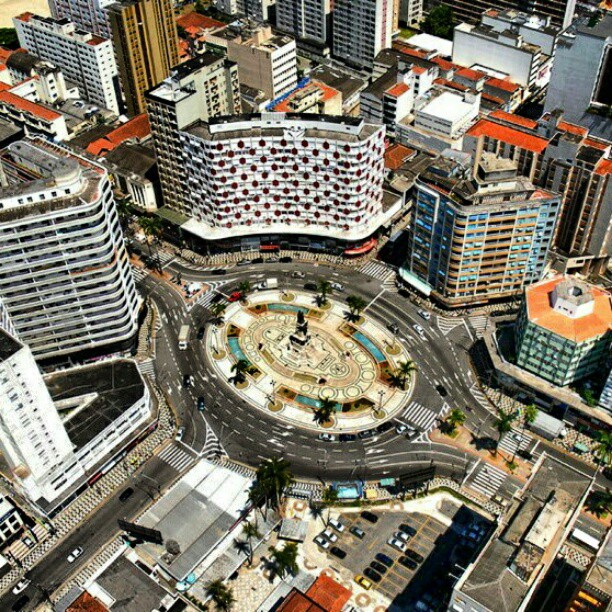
<box><xmin>436</xmin><ymin>315</ymin><xmax>464</xmax><ymax>336</ymax></box>
<box><xmin>137</xmin><ymin>359</ymin><xmax>156</xmax><ymax>378</ymax></box>
<box><xmin>469</xmin><ymin>463</ymin><xmax>507</xmax><ymax>499</ymax></box>
<box><xmin>498</xmin><ymin>428</ymin><xmax>532</xmax><ymax>458</ymax></box>
<box><xmin>401</xmin><ymin>401</ymin><xmax>438</xmax><ymax>432</ymax></box>
<box><xmin>156</xmin><ymin>251</ymin><xmax>175</xmax><ymax>268</ymax></box>
<box><xmin>190</xmin><ymin>280</ymin><xmax>231</xmax><ymax>311</ymax></box>
<box><xmin>201</xmin><ymin>421</ymin><xmax>226</xmax><ymax>460</ymax></box>
<box><xmin>469</xmin><ymin>383</ymin><xmax>491</xmax><ymax>411</ymax></box>
<box><xmin>468</xmin><ymin>315</ymin><xmax>489</xmax><ymax>337</ymax></box>
<box><xmin>131</xmin><ymin>267</ymin><xmax>148</xmax><ymax>282</ymax></box>
<box><xmin>360</xmin><ymin>260</ymin><xmax>395</xmax><ymax>282</ymax></box>
<box><xmin>157</xmin><ymin>443</ymin><xmax>196</xmax><ymax>472</ymax></box>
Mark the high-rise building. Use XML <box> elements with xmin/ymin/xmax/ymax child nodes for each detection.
<box><xmin>401</xmin><ymin>152</ymin><xmax>560</xmax><ymax>307</ymax></box>
<box><xmin>213</xmin><ymin>0</ymin><xmax>276</xmax><ymax>20</ymax></box>
<box><xmin>399</xmin><ymin>0</ymin><xmax>423</xmax><ymax>26</ymax></box>
<box><xmin>515</xmin><ymin>276</ymin><xmax>611</xmax><ymax>386</ymax></box>
<box><xmin>0</xmin><ymin>139</ymin><xmax>139</xmax><ymax>360</ymax></box>
<box><xmin>49</xmin><ymin>0</ymin><xmax>113</xmax><ymax>38</ymax></box>
<box><xmin>147</xmin><ymin>53</ymin><xmax>241</xmax><ymax>214</ymax></box>
<box><xmin>276</xmin><ymin>0</ymin><xmax>332</xmax><ymax>46</ymax></box>
<box><xmin>0</xmin><ymin>327</ymin><xmax>83</xmax><ymax>505</ymax></box>
<box><xmin>107</xmin><ymin>0</ymin><xmax>180</xmax><ymax>116</ymax></box>
<box><xmin>425</xmin><ymin>0</ymin><xmax>576</xmax><ymax>30</ymax></box>
<box><xmin>13</xmin><ymin>13</ymin><xmax>121</xmax><ymax>115</ymax></box>
<box><xmin>544</xmin><ymin>12</ymin><xmax>612</xmax><ymax>138</ymax></box>
<box><xmin>333</xmin><ymin>0</ymin><xmax>394</xmax><ymax>70</ymax></box>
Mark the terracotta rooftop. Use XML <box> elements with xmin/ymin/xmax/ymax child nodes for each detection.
<box><xmin>467</xmin><ymin>119</ymin><xmax>548</xmax><ymax>153</ymax></box>
<box><xmin>485</xmin><ymin>77</ymin><xmax>521</xmax><ymax>93</ymax></box>
<box><xmin>595</xmin><ymin>158</ymin><xmax>612</xmax><ymax>176</ymax></box>
<box><xmin>490</xmin><ymin>110</ymin><xmax>538</xmax><ymax>129</ymax></box>
<box><xmin>386</xmin><ymin>82</ymin><xmax>410</xmax><ymax>97</ymax></box>
<box><xmin>86</xmin><ymin>35</ymin><xmax>107</xmax><ymax>46</ymax></box>
<box><xmin>584</xmin><ymin>138</ymin><xmax>610</xmax><ymax>151</ymax></box>
<box><xmin>456</xmin><ymin>67</ymin><xmax>487</xmax><ymax>81</ymax></box>
<box><xmin>385</xmin><ymin>143</ymin><xmax>416</xmax><ymax>170</ymax></box>
<box><xmin>392</xmin><ymin>41</ymin><xmax>429</xmax><ymax>59</ymax></box>
<box><xmin>86</xmin><ymin>114</ymin><xmax>150</xmax><ymax>155</ymax></box>
<box><xmin>482</xmin><ymin>93</ymin><xmax>505</xmax><ymax>105</ymax></box>
<box><xmin>434</xmin><ymin>77</ymin><xmax>469</xmax><ymax>92</ymax></box>
<box><xmin>272</xmin><ymin>81</ymin><xmax>339</xmax><ymax>112</ymax></box>
<box><xmin>276</xmin><ymin>590</ymin><xmax>326</xmax><ymax>612</ymax></box>
<box><xmin>558</xmin><ymin>121</ymin><xmax>588</xmax><ymax>137</ymax></box>
<box><xmin>306</xmin><ymin>574</ymin><xmax>352</xmax><ymax>612</ymax></box>
<box><xmin>177</xmin><ymin>11</ymin><xmax>225</xmax><ymax>31</ymax></box>
<box><xmin>14</xmin><ymin>11</ymin><xmax>33</xmax><ymax>22</ymax></box>
<box><xmin>525</xmin><ymin>276</ymin><xmax>612</xmax><ymax>343</ymax></box>
<box><xmin>0</xmin><ymin>90</ymin><xmax>61</xmax><ymax>121</ymax></box>
<box><xmin>0</xmin><ymin>46</ymin><xmax>19</xmax><ymax>63</ymax></box>
<box><xmin>67</xmin><ymin>591</ymin><xmax>108</xmax><ymax>612</ymax></box>
<box><xmin>431</xmin><ymin>56</ymin><xmax>457</xmax><ymax>72</ymax></box>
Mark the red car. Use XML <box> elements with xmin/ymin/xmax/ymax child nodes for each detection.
<box><xmin>228</xmin><ymin>291</ymin><xmax>243</xmax><ymax>302</ymax></box>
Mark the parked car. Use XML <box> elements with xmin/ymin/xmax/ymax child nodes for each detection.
<box><xmin>12</xmin><ymin>579</ymin><xmax>31</xmax><ymax>595</ymax></box>
<box><xmin>67</xmin><ymin>547</ymin><xmax>84</xmax><ymax>563</ymax></box>
<box><xmin>196</xmin><ymin>327</ymin><xmax>205</xmax><ymax>340</ymax></box>
<box><xmin>370</xmin><ymin>561</ymin><xmax>388</xmax><ymax>575</ymax></box>
<box><xmin>395</xmin><ymin>423</ymin><xmax>408</xmax><ymax>434</ymax></box>
<box><xmin>266</xmin><ymin>256</ymin><xmax>279</xmax><ymax>263</ymax></box>
<box><xmin>251</xmin><ymin>257</ymin><xmax>264</xmax><ymax>264</ymax></box>
<box><xmin>329</xmin><ymin>518</ymin><xmax>345</xmax><ymax>532</ymax></box>
<box><xmin>183</xmin><ymin>374</ymin><xmax>194</xmax><ymax>387</ymax></box>
<box><xmin>330</xmin><ymin>282</ymin><xmax>344</xmax><ymax>292</ymax></box>
<box><xmin>405</xmin><ymin>549</ymin><xmax>425</xmax><ymax>563</ymax></box>
<box><xmin>418</xmin><ymin>309</ymin><xmax>432</xmax><ymax>321</ymax></box>
<box><xmin>197</xmin><ymin>397</ymin><xmax>205</xmax><ymax>411</ymax></box>
<box><xmin>304</xmin><ymin>282</ymin><xmax>318</xmax><ymax>291</ymax></box>
<box><xmin>376</xmin><ymin>421</ymin><xmax>393</xmax><ymax>434</ymax></box>
<box><xmin>354</xmin><ymin>575</ymin><xmax>372</xmax><ymax>590</ymax></box>
<box><xmin>363</xmin><ymin>567</ymin><xmax>382</xmax><ymax>583</ymax></box>
<box><xmin>279</xmin><ymin>256</ymin><xmax>293</xmax><ymax>263</ymax></box>
<box><xmin>211</xmin><ymin>268</ymin><xmax>227</xmax><ymax>275</ymax></box>
<box><xmin>119</xmin><ymin>487</ymin><xmax>134</xmax><ymax>502</ymax></box>
<box><xmin>361</xmin><ymin>511</ymin><xmax>379</xmax><ymax>523</ymax></box>
<box><xmin>339</xmin><ymin>433</ymin><xmax>357</xmax><ymax>442</ymax></box>
<box><xmin>322</xmin><ymin>529</ymin><xmax>338</xmax><ymax>543</ymax></box>
<box><xmin>436</xmin><ymin>385</ymin><xmax>448</xmax><ymax>397</ymax></box>
<box><xmin>350</xmin><ymin>526</ymin><xmax>366</xmax><ymax>539</ymax></box>
<box><xmin>375</xmin><ymin>552</ymin><xmax>394</xmax><ymax>567</ymax></box>
<box><xmin>291</xmin><ymin>271</ymin><xmax>306</xmax><ymax>278</ymax></box>
<box><xmin>399</xmin><ymin>524</ymin><xmax>417</xmax><ymax>537</ymax></box>
<box><xmin>358</xmin><ymin>429</ymin><xmax>374</xmax><ymax>440</ymax></box>
<box><xmin>330</xmin><ymin>546</ymin><xmax>347</xmax><ymax>559</ymax></box>
<box><xmin>314</xmin><ymin>535</ymin><xmax>330</xmax><ymax>549</ymax></box>
<box><xmin>395</xmin><ymin>531</ymin><xmax>411</xmax><ymax>543</ymax></box>
<box><xmin>175</xmin><ymin>426</ymin><xmax>185</xmax><ymax>442</ymax></box>
<box><xmin>387</xmin><ymin>538</ymin><xmax>407</xmax><ymax>553</ymax></box>
<box><xmin>236</xmin><ymin>259</ymin><xmax>250</xmax><ymax>266</ymax></box>
<box><xmin>228</xmin><ymin>291</ymin><xmax>242</xmax><ymax>302</ymax></box>
<box><xmin>398</xmin><ymin>556</ymin><xmax>418</xmax><ymax>570</ymax></box>
<box><xmin>387</xmin><ymin>322</ymin><xmax>400</xmax><ymax>335</ymax></box>
<box><xmin>318</xmin><ymin>432</ymin><xmax>335</xmax><ymax>442</ymax></box>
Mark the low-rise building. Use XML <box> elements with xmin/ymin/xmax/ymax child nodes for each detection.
<box><xmin>270</xmin><ymin>79</ymin><xmax>342</xmax><ymax>115</ymax></box>
<box><xmin>309</xmin><ymin>65</ymin><xmax>366</xmax><ymax>115</ymax></box>
<box><xmin>414</xmin><ymin>90</ymin><xmax>480</xmax><ymax>139</ymax></box>
<box><xmin>0</xmin><ymin>497</ymin><xmax>24</xmax><ymax>546</ymax></box>
<box><xmin>515</xmin><ymin>276</ymin><xmax>611</xmax><ymax>387</ymax></box>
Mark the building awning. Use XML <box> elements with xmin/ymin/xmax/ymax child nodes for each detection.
<box><xmin>344</xmin><ymin>238</ymin><xmax>377</xmax><ymax>256</ymax></box>
<box><xmin>155</xmin><ymin>206</ymin><xmax>190</xmax><ymax>226</ymax></box>
<box><xmin>398</xmin><ymin>267</ymin><xmax>432</xmax><ymax>297</ymax></box>
<box><xmin>260</xmin><ymin>244</ymin><xmax>280</xmax><ymax>251</ymax></box>
<box><xmin>380</xmin><ymin>478</ymin><xmax>396</xmax><ymax>487</ymax></box>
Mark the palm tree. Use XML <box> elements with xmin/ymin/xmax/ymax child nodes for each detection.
<box><xmin>242</xmin><ymin>521</ymin><xmax>261</xmax><ymax>565</ymax></box>
<box><xmin>512</xmin><ymin>403</ymin><xmax>538</xmax><ymax>463</ymax></box>
<box><xmin>395</xmin><ymin>360</ymin><xmax>417</xmax><ymax>390</ymax></box>
<box><xmin>586</xmin><ymin>488</ymin><xmax>612</xmax><ymax>517</ymax></box>
<box><xmin>594</xmin><ymin>431</ymin><xmax>612</xmax><ymax>472</ymax></box>
<box><xmin>230</xmin><ymin>359</ymin><xmax>250</xmax><ymax>385</ymax></box>
<box><xmin>205</xmin><ymin>579</ymin><xmax>235</xmax><ymax>611</ymax></box>
<box><xmin>256</xmin><ymin>456</ymin><xmax>294</xmax><ymax>511</ymax></box>
<box><xmin>115</xmin><ymin>197</ymin><xmax>132</xmax><ymax>233</ymax></box>
<box><xmin>209</xmin><ymin>301</ymin><xmax>227</xmax><ymax>324</ymax></box>
<box><xmin>313</xmin><ymin>398</ymin><xmax>336</xmax><ymax>426</ymax></box>
<box><xmin>446</xmin><ymin>408</ymin><xmax>466</xmax><ymax>434</ymax></box>
<box><xmin>248</xmin><ymin>481</ymin><xmax>268</xmax><ymax>522</ymax></box>
<box><xmin>268</xmin><ymin>542</ymin><xmax>299</xmax><ymax>579</ymax></box>
<box><xmin>139</xmin><ymin>216</ymin><xmax>163</xmax><ymax>270</ymax></box>
<box><xmin>321</xmin><ymin>487</ymin><xmax>339</xmax><ymax>526</ymax></box>
<box><xmin>495</xmin><ymin>409</ymin><xmax>517</xmax><ymax>453</ymax></box>
<box><xmin>238</xmin><ymin>280</ymin><xmax>252</xmax><ymax>298</ymax></box>
<box><xmin>316</xmin><ymin>279</ymin><xmax>332</xmax><ymax>306</ymax></box>
<box><xmin>346</xmin><ymin>295</ymin><xmax>367</xmax><ymax>322</ymax></box>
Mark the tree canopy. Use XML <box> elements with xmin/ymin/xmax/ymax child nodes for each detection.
<box><xmin>422</xmin><ymin>5</ymin><xmax>455</xmax><ymax>40</ymax></box>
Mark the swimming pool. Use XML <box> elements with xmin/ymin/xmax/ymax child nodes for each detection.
<box><xmin>352</xmin><ymin>331</ymin><xmax>386</xmax><ymax>363</ymax></box>
<box><xmin>267</xmin><ymin>303</ymin><xmax>309</xmax><ymax>314</ymax></box>
<box><xmin>228</xmin><ymin>337</ymin><xmax>249</xmax><ymax>362</ymax></box>
<box><xmin>296</xmin><ymin>394</ymin><xmax>342</xmax><ymax>411</ymax></box>
<box><xmin>335</xmin><ymin>482</ymin><xmax>362</xmax><ymax>500</ymax></box>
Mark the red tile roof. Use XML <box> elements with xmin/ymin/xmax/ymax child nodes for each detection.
<box><xmin>177</xmin><ymin>12</ymin><xmax>225</xmax><ymax>31</ymax></box>
<box><xmin>306</xmin><ymin>574</ymin><xmax>352</xmax><ymax>612</ymax></box>
<box><xmin>0</xmin><ymin>46</ymin><xmax>18</xmax><ymax>63</ymax></box>
<box><xmin>0</xmin><ymin>90</ymin><xmax>61</xmax><ymax>121</ymax></box>
<box><xmin>86</xmin><ymin>35</ymin><xmax>108</xmax><ymax>46</ymax></box>
<box><xmin>431</xmin><ymin>57</ymin><xmax>457</xmax><ymax>72</ymax></box>
<box><xmin>412</xmin><ymin>66</ymin><xmax>427</xmax><ymax>75</ymax></box>
<box><xmin>594</xmin><ymin>158</ymin><xmax>612</xmax><ymax>176</ymax></box>
<box><xmin>467</xmin><ymin>119</ymin><xmax>548</xmax><ymax>153</ymax></box>
<box><xmin>14</xmin><ymin>11</ymin><xmax>33</xmax><ymax>22</ymax></box>
<box><xmin>557</xmin><ymin>121</ymin><xmax>588</xmax><ymax>137</ymax></box>
<box><xmin>392</xmin><ymin>41</ymin><xmax>429</xmax><ymax>59</ymax></box>
<box><xmin>584</xmin><ymin>138</ymin><xmax>609</xmax><ymax>151</ymax></box>
<box><xmin>386</xmin><ymin>82</ymin><xmax>410</xmax><ymax>97</ymax></box>
<box><xmin>481</xmin><ymin>93</ymin><xmax>505</xmax><ymax>105</ymax></box>
<box><xmin>490</xmin><ymin>110</ymin><xmax>538</xmax><ymax>129</ymax></box>
<box><xmin>525</xmin><ymin>276</ymin><xmax>612</xmax><ymax>343</ymax></box>
<box><xmin>485</xmin><ymin>77</ymin><xmax>520</xmax><ymax>93</ymax></box>
<box><xmin>277</xmin><ymin>590</ymin><xmax>325</xmax><ymax>612</ymax></box>
<box><xmin>385</xmin><ymin>143</ymin><xmax>416</xmax><ymax>170</ymax></box>
<box><xmin>86</xmin><ymin>114</ymin><xmax>150</xmax><ymax>155</ymax></box>
<box><xmin>456</xmin><ymin>67</ymin><xmax>487</xmax><ymax>81</ymax></box>
<box><xmin>67</xmin><ymin>592</ymin><xmax>108</xmax><ymax>612</ymax></box>
<box><xmin>434</xmin><ymin>77</ymin><xmax>469</xmax><ymax>92</ymax></box>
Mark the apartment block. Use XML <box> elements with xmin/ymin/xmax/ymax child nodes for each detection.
<box><xmin>400</xmin><ymin>0</ymin><xmax>423</xmax><ymax>26</ymax></box>
<box><xmin>13</xmin><ymin>13</ymin><xmax>121</xmax><ymax>115</ymax></box>
<box><xmin>333</xmin><ymin>0</ymin><xmax>394</xmax><ymax>70</ymax></box>
<box><xmin>515</xmin><ymin>276</ymin><xmax>611</xmax><ymax>386</ymax></box>
<box><xmin>402</xmin><ymin>152</ymin><xmax>560</xmax><ymax>307</ymax></box>
<box><xmin>146</xmin><ymin>53</ymin><xmax>241</xmax><ymax>214</ymax></box>
<box><xmin>276</xmin><ymin>0</ymin><xmax>332</xmax><ymax>46</ymax></box>
<box><xmin>0</xmin><ymin>139</ymin><xmax>139</xmax><ymax>360</ymax></box>
<box><xmin>49</xmin><ymin>0</ymin><xmax>113</xmax><ymax>38</ymax></box>
<box><xmin>107</xmin><ymin>0</ymin><xmax>180</xmax><ymax>116</ymax></box>
<box><xmin>213</xmin><ymin>0</ymin><xmax>275</xmax><ymax>20</ymax></box>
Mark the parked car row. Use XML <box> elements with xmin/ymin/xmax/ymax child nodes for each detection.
<box><xmin>317</xmin><ymin>421</ymin><xmax>416</xmax><ymax>443</ymax></box>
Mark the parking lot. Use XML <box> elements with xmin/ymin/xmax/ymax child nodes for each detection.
<box><xmin>313</xmin><ymin>502</ymin><xmax>493</xmax><ymax>610</ymax></box>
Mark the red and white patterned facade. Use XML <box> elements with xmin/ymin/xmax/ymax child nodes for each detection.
<box><xmin>179</xmin><ymin>113</ymin><xmax>389</xmax><ymax>241</ymax></box>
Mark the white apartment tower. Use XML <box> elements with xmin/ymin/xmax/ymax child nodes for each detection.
<box><xmin>0</xmin><ymin>328</ymin><xmax>83</xmax><ymax>505</ymax></box>
<box><xmin>14</xmin><ymin>13</ymin><xmax>121</xmax><ymax>115</ymax></box>
<box><xmin>146</xmin><ymin>53</ymin><xmax>241</xmax><ymax>214</ymax></box>
<box><xmin>276</xmin><ymin>0</ymin><xmax>331</xmax><ymax>45</ymax></box>
<box><xmin>333</xmin><ymin>0</ymin><xmax>393</xmax><ymax>69</ymax></box>
<box><xmin>0</xmin><ymin>139</ymin><xmax>139</xmax><ymax>360</ymax></box>
<box><xmin>49</xmin><ymin>0</ymin><xmax>113</xmax><ymax>39</ymax></box>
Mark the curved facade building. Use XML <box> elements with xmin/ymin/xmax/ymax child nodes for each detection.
<box><xmin>0</xmin><ymin>139</ymin><xmax>139</xmax><ymax>360</ymax></box>
<box><xmin>178</xmin><ymin>113</ymin><xmax>389</xmax><ymax>244</ymax></box>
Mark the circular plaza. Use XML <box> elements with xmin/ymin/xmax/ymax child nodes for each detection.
<box><xmin>205</xmin><ymin>290</ymin><xmax>415</xmax><ymax>432</ymax></box>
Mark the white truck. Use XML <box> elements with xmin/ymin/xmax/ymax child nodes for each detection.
<box><xmin>527</xmin><ymin>410</ymin><xmax>566</xmax><ymax>441</ymax></box>
<box><xmin>256</xmin><ymin>277</ymin><xmax>279</xmax><ymax>290</ymax></box>
<box><xmin>178</xmin><ymin>325</ymin><xmax>190</xmax><ymax>350</ymax></box>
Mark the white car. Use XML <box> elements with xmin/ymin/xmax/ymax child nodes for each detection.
<box><xmin>412</xmin><ymin>324</ymin><xmax>426</xmax><ymax>339</ymax></box>
<box><xmin>330</xmin><ymin>282</ymin><xmax>344</xmax><ymax>292</ymax></box>
<box><xmin>291</xmin><ymin>271</ymin><xmax>306</xmax><ymax>278</ymax></box>
<box><xmin>387</xmin><ymin>537</ymin><xmax>407</xmax><ymax>553</ymax></box>
<box><xmin>322</xmin><ymin>529</ymin><xmax>338</xmax><ymax>543</ymax></box>
<box><xmin>418</xmin><ymin>309</ymin><xmax>431</xmax><ymax>321</ymax></box>
<box><xmin>175</xmin><ymin>427</ymin><xmax>185</xmax><ymax>442</ymax></box>
<box><xmin>329</xmin><ymin>518</ymin><xmax>345</xmax><ymax>533</ymax></box>
<box><xmin>395</xmin><ymin>423</ymin><xmax>408</xmax><ymax>434</ymax></box>
<box><xmin>318</xmin><ymin>432</ymin><xmax>336</xmax><ymax>442</ymax></box>
<box><xmin>12</xmin><ymin>579</ymin><xmax>31</xmax><ymax>595</ymax></box>
<box><xmin>314</xmin><ymin>535</ymin><xmax>330</xmax><ymax>549</ymax></box>
<box><xmin>395</xmin><ymin>531</ymin><xmax>410</xmax><ymax>543</ymax></box>
<box><xmin>67</xmin><ymin>547</ymin><xmax>84</xmax><ymax>563</ymax></box>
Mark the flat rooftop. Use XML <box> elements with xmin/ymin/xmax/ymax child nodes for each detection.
<box><xmin>418</xmin><ymin>91</ymin><xmax>475</xmax><ymax>122</ymax></box>
<box><xmin>44</xmin><ymin>359</ymin><xmax>145</xmax><ymax>451</ymax></box>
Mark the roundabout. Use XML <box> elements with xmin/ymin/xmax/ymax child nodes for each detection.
<box><xmin>206</xmin><ymin>290</ymin><xmax>415</xmax><ymax>432</ymax></box>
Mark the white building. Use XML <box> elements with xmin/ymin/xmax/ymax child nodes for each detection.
<box><xmin>414</xmin><ymin>90</ymin><xmax>481</xmax><ymax>139</ymax></box>
<box><xmin>0</xmin><ymin>139</ymin><xmax>139</xmax><ymax>360</ymax></box>
<box><xmin>49</xmin><ymin>0</ymin><xmax>113</xmax><ymax>38</ymax></box>
<box><xmin>213</xmin><ymin>0</ymin><xmax>275</xmax><ymax>20</ymax></box>
<box><xmin>276</xmin><ymin>0</ymin><xmax>331</xmax><ymax>46</ymax></box>
<box><xmin>13</xmin><ymin>13</ymin><xmax>120</xmax><ymax>115</ymax></box>
<box><xmin>333</xmin><ymin>0</ymin><xmax>394</xmax><ymax>70</ymax></box>
<box><xmin>399</xmin><ymin>0</ymin><xmax>423</xmax><ymax>27</ymax></box>
<box><xmin>174</xmin><ymin>113</ymin><xmax>391</xmax><ymax>246</ymax></box>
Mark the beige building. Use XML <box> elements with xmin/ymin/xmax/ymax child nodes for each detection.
<box><xmin>107</xmin><ymin>0</ymin><xmax>179</xmax><ymax>116</ymax></box>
